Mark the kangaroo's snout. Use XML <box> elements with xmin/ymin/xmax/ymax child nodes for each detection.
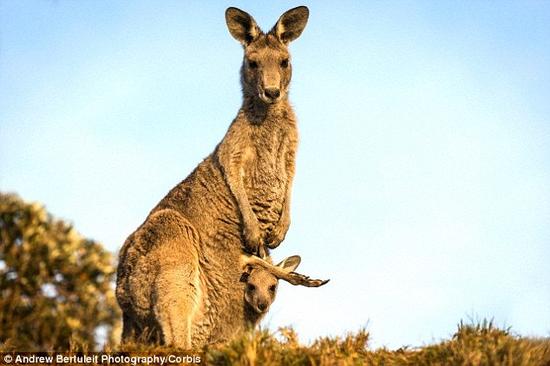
<box><xmin>264</xmin><ymin>87</ymin><xmax>280</xmax><ymax>100</ymax></box>
<box><xmin>259</xmin><ymin>82</ymin><xmax>283</xmax><ymax>104</ymax></box>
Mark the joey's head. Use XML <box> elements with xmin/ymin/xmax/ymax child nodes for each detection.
<box><xmin>225</xmin><ymin>6</ymin><xmax>309</xmax><ymax>104</ymax></box>
<box><xmin>240</xmin><ymin>256</ymin><xmax>301</xmax><ymax>314</ymax></box>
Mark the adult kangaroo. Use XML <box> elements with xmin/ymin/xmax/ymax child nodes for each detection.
<box><xmin>116</xmin><ymin>6</ymin><xmax>310</xmax><ymax>348</ymax></box>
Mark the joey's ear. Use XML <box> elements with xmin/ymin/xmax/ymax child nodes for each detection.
<box><xmin>225</xmin><ymin>7</ymin><xmax>261</xmax><ymax>45</ymax></box>
<box><xmin>240</xmin><ymin>264</ymin><xmax>253</xmax><ymax>282</ymax></box>
<box><xmin>240</xmin><ymin>272</ymin><xmax>250</xmax><ymax>283</ymax></box>
<box><xmin>272</xmin><ymin>6</ymin><xmax>309</xmax><ymax>44</ymax></box>
<box><xmin>276</xmin><ymin>255</ymin><xmax>301</xmax><ymax>272</ymax></box>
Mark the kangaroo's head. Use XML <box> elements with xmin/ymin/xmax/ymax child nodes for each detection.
<box><xmin>240</xmin><ymin>255</ymin><xmax>302</xmax><ymax>314</ymax></box>
<box><xmin>225</xmin><ymin>6</ymin><xmax>309</xmax><ymax>104</ymax></box>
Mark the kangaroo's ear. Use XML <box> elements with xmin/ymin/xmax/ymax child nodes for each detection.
<box><xmin>240</xmin><ymin>272</ymin><xmax>250</xmax><ymax>283</ymax></box>
<box><xmin>272</xmin><ymin>6</ymin><xmax>309</xmax><ymax>44</ymax></box>
<box><xmin>226</xmin><ymin>7</ymin><xmax>261</xmax><ymax>45</ymax></box>
<box><xmin>240</xmin><ymin>265</ymin><xmax>253</xmax><ymax>282</ymax></box>
<box><xmin>276</xmin><ymin>255</ymin><xmax>301</xmax><ymax>272</ymax></box>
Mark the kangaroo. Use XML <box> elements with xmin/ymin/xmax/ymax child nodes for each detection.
<box><xmin>119</xmin><ymin>251</ymin><xmax>327</xmax><ymax>347</ymax></box>
<box><xmin>213</xmin><ymin>254</ymin><xmax>328</xmax><ymax>346</ymax></box>
<box><xmin>240</xmin><ymin>254</ymin><xmax>328</xmax><ymax>317</ymax></box>
<box><xmin>116</xmin><ymin>6</ymin><xmax>310</xmax><ymax>348</ymax></box>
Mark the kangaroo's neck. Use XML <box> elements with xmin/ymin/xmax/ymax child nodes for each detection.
<box><xmin>240</xmin><ymin>95</ymin><xmax>293</xmax><ymax>126</ymax></box>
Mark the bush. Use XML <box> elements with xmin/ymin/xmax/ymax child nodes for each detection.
<box><xmin>0</xmin><ymin>192</ymin><xmax>120</xmax><ymax>351</ymax></box>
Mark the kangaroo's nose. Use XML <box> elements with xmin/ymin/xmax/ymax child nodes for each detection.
<box><xmin>264</xmin><ymin>88</ymin><xmax>280</xmax><ymax>99</ymax></box>
<box><xmin>258</xmin><ymin>302</ymin><xmax>267</xmax><ymax>311</ymax></box>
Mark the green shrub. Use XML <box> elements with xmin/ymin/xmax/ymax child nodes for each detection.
<box><xmin>0</xmin><ymin>192</ymin><xmax>120</xmax><ymax>351</ymax></box>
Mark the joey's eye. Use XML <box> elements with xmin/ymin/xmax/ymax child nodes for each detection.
<box><xmin>280</xmin><ymin>59</ymin><xmax>289</xmax><ymax>68</ymax></box>
<box><xmin>247</xmin><ymin>284</ymin><xmax>256</xmax><ymax>291</ymax></box>
<box><xmin>269</xmin><ymin>285</ymin><xmax>276</xmax><ymax>293</ymax></box>
<box><xmin>248</xmin><ymin>60</ymin><xmax>258</xmax><ymax>69</ymax></box>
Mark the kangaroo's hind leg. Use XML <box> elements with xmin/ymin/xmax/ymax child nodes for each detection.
<box><xmin>121</xmin><ymin>311</ymin><xmax>163</xmax><ymax>345</ymax></box>
<box><xmin>153</xmin><ymin>257</ymin><xmax>202</xmax><ymax>348</ymax></box>
<box><xmin>121</xmin><ymin>312</ymin><xmax>138</xmax><ymax>343</ymax></box>
<box><xmin>146</xmin><ymin>210</ymin><xmax>203</xmax><ymax>349</ymax></box>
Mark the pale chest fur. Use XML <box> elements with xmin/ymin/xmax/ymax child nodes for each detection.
<box><xmin>242</xmin><ymin>124</ymin><xmax>296</xmax><ymax>228</ymax></box>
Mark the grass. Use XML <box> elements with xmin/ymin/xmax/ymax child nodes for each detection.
<box><xmin>2</xmin><ymin>320</ymin><xmax>549</xmax><ymax>365</ymax></box>
<box><xmin>112</xmin><ymin>320</ymin><xmax>550</xmax><ymax>365</ymax></box>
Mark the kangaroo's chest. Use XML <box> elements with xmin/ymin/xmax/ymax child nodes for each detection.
<box><xmin>243</xmin><ymin>129</ymin><xmax>291</xmax><ymax>194</ymax></box>
<box><xmin>240</xmin><ymin>127</ymin><xmax>294</xmax><ymax>227</ymax></box>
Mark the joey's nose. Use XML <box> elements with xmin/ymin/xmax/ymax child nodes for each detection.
<box><xmin>264</xmin><ymin>88</ymin><xmax>280</xmax><ymax>100</ymax></box>
<box><xmin>258</xmin><ymin>302</ymin><xmax>267</xmax><ymax>311</ymax></box>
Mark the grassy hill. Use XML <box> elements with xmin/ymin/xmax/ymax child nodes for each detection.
<box><xmin>1</xmin><ymin>316</ymin><xmax>548</xmax><ymax>365</ymax></box>
<box><xmin>113</xmin><ymin>320</ymin><xmax>550</xmax><ymax>365</ymax></box>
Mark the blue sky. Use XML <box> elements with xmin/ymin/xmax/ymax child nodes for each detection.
<box><xmin>1</xmin><ymin>1</ymin><xmax>549</xmax><ymax>348</ymax></box>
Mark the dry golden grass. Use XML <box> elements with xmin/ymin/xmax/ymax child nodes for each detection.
<box><xmin>111</xmin><ymin>320</ymin><xmax>550</xmax><ymax>366</ymax></box>
<box><xmin>2</xmin><ymin>319</ymin><xmax>549</xmax><ymax>365</ymax></box>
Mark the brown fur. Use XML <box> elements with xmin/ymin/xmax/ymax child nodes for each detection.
<box><xmin>116</xmin><ymin>6</ymin><xmax>309</xmax><ymax>348</ymax></box>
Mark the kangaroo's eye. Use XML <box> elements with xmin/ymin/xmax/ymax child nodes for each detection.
<box><xmin>269</xmin><ymin>285</ymin><xmax>276</xmax><ymax>292</ymax></box>
<box><xmin>280</xmin><ymin>59</ymin><xmax>289</xmax><ymax>68</ymax></box>
<box><xmin>248</xmin><ymin>60</ymin><xmax>258</xmax><ymax>69</ymax></box>
<box><xmin>247</xmin><ymin>284</ymin><xmax>256</xmax><ymax>291</ymax></box>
